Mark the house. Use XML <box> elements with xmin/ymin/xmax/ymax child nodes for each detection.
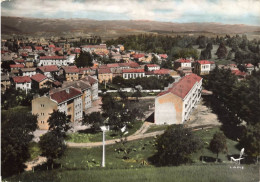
<box><xmin>132</xmin><ymin>53</ymin><xmax>145</xmax><ymax>62</ymax></box>
<box><xmin>1</xmin><ymin>74</ymin><xmax>11</xmax><ymax>92</ymax></box>
<box><xmin>194</xmin><ymin>60</ymin><xmax>215</xmax><ymax>75</ymax></box>
<box><xmin>37</xmin><ymin>65</ymin><xmax>59</xmax><ymax>78</ymax></box>
<box><xmin>245</xmin><ymin>63</ymin><xmax>254</xmax><ymax>74</ymax></box>
<box><xmin>31</xmin><ymin>73</ymin><xmax>51</xmax><ymax>89</ymax></box>
<box><xmin>98</xmin><ymin>68</ymin><xmax>113</xmax><ymax>83</ymax></box>
<box><xmin>81</xmin><ymin>44</ymin><xmax>108</xmax><ymax>54</ymax></box>
<box><xmin>20</xmin><ymin>68</ymin><xmax>37</xmax><ymax>77</ymax></box>
<box><xmin>231</xmin><ymin>70</ymin><xmax>247</xmax><ymax>80</ymax></box>
<box><xmin>11</xmin><ymin>76</ymin><xmax>31</xmax><ymax>91</ymax></box>
<box><xmin>174</xmin><ymin>59</ymin><xmax>192</xmax><ymax>69</ymax></box>
<box><xmin>32</xmin><ymin>87</ymin><xmax>83</xmax><ymax>130</ymax></box>
<box><xmin>122</xmin><ymin>69</ymin><xmax>145</xmax><ymax>79</ymax></box>
<box><xmin>10</xmin><ymin>64</ymin><xmax>25</xmax><ymax>71</ymax></box>
<box><xmin>155</xmin><ymin>73</ymin><xmax>202</xmax><ymax>125</ymax></box>
<box><xmin>25</xmin><ymin>58</ymin><xmax>35</xmax><ymax>68</ymax></box>
<box><xmin>158</xmin><ymin>54</ymin><xmax>168</xmax><ymax>60</ymax></box>
<box><xmin>38</xmin><ymin>56</ymin><xmax>67</xmax><ymax>66</ymax></box>
<box><xmin>62</xmin><ymin>66</ymin><xmax>80</xmax><ymax>81</ymax></box>
<box><xmin>146</xmin><ymin>64</ymin><xmax>160</xmax><ymax>71</ymax></box>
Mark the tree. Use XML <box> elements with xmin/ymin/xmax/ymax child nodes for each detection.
<box><xmin>47</xmin><ymin>110</ymin><xmax>71</xmax><ymax>138</ymax></box>
<box><xmin>155</xmin><ymin>125</ymin><xmax>202</xmax><ymax>166</ymax></box>
<box><xmin>1</xmin><ymin>111</ymin><xmax>38</xmax><ymax>177</ymax></box>
<box><xmin>75</xmin><ymin>51</ymin><xmax>93</xmax><ymax>67</ymax></box>
<box><xmin>144</xmin><ymin>65</ymin><xmax>148</xmax><ymax>72</ymax></box>
<box><xmin>151</xmin><ymin>55</ymin><xmax>159</xmax><ymax>64</ymax></box>
<box><xmin>209</xmin><ymin>132</ymin><xmax>227</xmax><ymax>161</ymax></box>
<box><xmin>216</xmin><ymin>42</ymin><xmax>228</xmax><ymax>59</ymax></box>
<box><xmin>39</xmin><ymin>132</ymin><xmax>66</xmax><ymax>166</ymax></box>
<box><xmin>83</xmin><ymin>112</ymin><xmax>104</xmax><ymax>132</ymax></box>
<box><xmin>239</xmin><ymin>123</ymin><xmax>260</xmax><ymax>163</ymax></box>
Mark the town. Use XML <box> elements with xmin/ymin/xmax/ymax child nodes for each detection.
<box><xmin>2</xmin><ymin>32</ymin><xmax>260</xmax><ymax>181</ymax></box>
<box><xmin>1</xmin><ymin>0</ymin><xmax>260</xmax><ymax>180</ymax></box>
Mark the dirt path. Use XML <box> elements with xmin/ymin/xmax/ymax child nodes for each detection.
<box><xmin>25</xmin><ymin>156</ymin><xmax>47</xmax><ymax>171</ymax></box>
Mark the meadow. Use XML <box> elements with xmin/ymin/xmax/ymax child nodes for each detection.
<box><xmin>7</xmin><ymin>127</ymin><xmax>259</xmax><ymax>182</ymax></box>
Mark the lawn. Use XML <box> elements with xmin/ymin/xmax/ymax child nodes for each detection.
<box><xmin>145</xmin><ymin>124</ymin><xmax>169</xmax><ymax>133</ymax></box>
<box><xmin>7</xmin><ymin>164</ymin><xmax>259</xmax><ymax>182</ymax></box>
<box><xmin>67</xmin><ymin>121</ymin><xmax>144</xmax><ymax>143</ymax></box>
<box><xmin>7</xmin><ymin>126</ymin><xmax>256</xmax><ymax>182</ymax></box>
<box><xmin>1</xmin><ymin>105</ymin><xmax>31</xmax><ymax>116</ymax></box>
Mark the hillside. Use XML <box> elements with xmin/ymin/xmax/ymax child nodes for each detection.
<box><xmin>2</xmin><ymin>16</ymin><xmax>260</xmax><ymax>40</ymax></box>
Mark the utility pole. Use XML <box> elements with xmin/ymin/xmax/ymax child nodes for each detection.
<box><xmin>102</xmin><ymin>129</ymin><xmax>105</xmax><ymax>167</ymax></box>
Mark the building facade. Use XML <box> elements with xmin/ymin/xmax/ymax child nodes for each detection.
<box><xmin>155</xmin><ymin>73</ymin><xmax>202</xmax><ymax>125</ymax></box>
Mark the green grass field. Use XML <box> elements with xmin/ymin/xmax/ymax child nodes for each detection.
<box><xmin>9</xmin><ymin>127</ymin><xmax>259</xmax><ymax>182</ymax></box>
<box><xmin>145</xmin><ymin>124</ymin><xmax>169</xmax><ymax>133</ymax></box>
<box><xmin>67</xmin><ymin>121</ymin><xmax>143</xmax><ymax>143</ymax></box>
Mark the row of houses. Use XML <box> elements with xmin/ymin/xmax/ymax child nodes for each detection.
<box><xmin>32</xmin><ymin>76</ymin><xmax>98</xmax><ymax>130</ymax></box>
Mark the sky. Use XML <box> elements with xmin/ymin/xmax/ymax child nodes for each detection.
<box><xmin>1</xmin><ymin>0</ymin><xmax>260</xmax><ymax>25</ymax></box>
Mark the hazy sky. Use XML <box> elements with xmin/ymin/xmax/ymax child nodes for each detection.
<box><xmin>1</xmin><ymin>0</ymin><xmax>260</xmax><ymax>25</ymax></box>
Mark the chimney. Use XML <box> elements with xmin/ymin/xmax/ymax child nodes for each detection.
<box><xmin>66</xmin><ymin>88</ymin><xmax>70</xmax><ymax>94</ymax></box>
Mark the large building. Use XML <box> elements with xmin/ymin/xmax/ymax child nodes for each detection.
<box><xmin>38</xmin><ymin>56</ymin><xmax>68</xmax><ymax>66</ymax></box>
<box><xmin>155</xmin><ymin>74</ymin><xmax>202</xmax><ymax>125</ymax></box>
<box><xmin>32</xmin><ymin>87</ymin><xmax>83</xmax><ymax>130</ymax></box>
<box><xmin>32</xmin><ymin>76</ymin><xmax>98</xmax><ymax>129</ymax></box>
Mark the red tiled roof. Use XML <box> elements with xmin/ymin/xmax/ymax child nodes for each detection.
<box><xmin>159</xmin><ymin>54</ymin><xmax>168</xmax><ymax>59</ymax></box>
<box><xmin>50</xmin><ymin>87</ymin><xmax>82</xmax><ymax>104</ymax></box>
<box><xmin>153</xmin><ymin>69</ymin><xmax>171</xmax><ymax>75</ymax></box>
<box><xmin>122</xmin><ymin>69</ymin><xmax>145</xmax><ymax>73</ymax></box>
<box><xmin>74</xmin><ymin>48</ymin><xmax>81</xmax><ymax>53</ymax></box>
<box><xmin>98</xmin><ymin>68</ymin><xmax>112</xmax><ymax>74</ymax></box>
<box><xmin>82</xmin><ymin>45</ymin><xmax>107</xmax><ymax>49</ymax></box>
<box><xmin>246</xmin><ymin>63</ymin><xmax>254</xmax><ymax>68</ymax></box>
<box><xmin>176</xmin><ymin>59</ymin><xmax>191</xmax><ymax>63</ymax></box>
<box><xmin>107</xmin><ymin>63</ymin><xmax>120</xmax><ymax>68</ymax></box>
<box><xmin>147</xmin><ymin>64</ymin><xmax>160</xmax><ymax>67</ymax></box>
<box><xmin>63</xmin><ymin>66</ymin><xmax>80</xmax><ymax>73</ymax></box>
<box><xmin>21</xmin><ymin>53</ymin><xmax>28</xmax><ymax>57</ymax></box>
<box><xmin>14</xmin><ymin>59</ymin><xmax>25</xmax><ymax>63</ymax></box>
<box><xmin>31</xmin><ymin>73</ymin><xmax>47</xmax><ymax>82</ymax></box>
<box><xmin>128</xmin><ymin>61</ymin><xmax>140</xmax><ymax>68</ymax></box>
<box><xmin>232</xmin><ymin>70</ymin><xmax>247</xmax><ymax>76</ymax></box>
<box><xmin>35</xmin><ymin>46</ymin><xmax>43</xmax><ymax>50</ymax></box>
<box><xmin>38</xmin><ymin>65</ymin><xmax>59</xmax><ymax>72</ymax></box>
<box><xmin>53</xmin><ymin>81</ymin><xmax>62</xmax><ymax>86</ymax></box>
<box><xmin>132</xmin><ymin>53</ymin><xmax>145</xmax><ymax>59</ymax></box>
<box><xmin>40</xmin><ymin>56</ymin><xmax>66</xmax><ymax>60</ymax></box>
<box><xmin>118</xmin><ymin>63</ymin><xmax>130</xmax><ymax>67</ymax></box>
<box><xmin>197</xmin><ymin>60</ymin><xmax>214</xmax><ymax>64</ymax></box>
<box><xmin>49</xmin><ymin>44</ymin><xmax>55</xmax><ymax>48</ymax></box>
<box><xmin>158</xmin><ymin>73</ymin><xmax>202</xmax><ymax>99</ymax></box>
<box><xmin>54</xmin><ymin>47</ymin><xmax>62</xmax><ymax>52</ymax></box>
<box><xmin>12</xmin><ymin>76</ymin><xmax>31</xmax><ymax>83</ymax></box>
<box><xmin>81</xmin><ymin>76</ymin><xmax>98</xmax><ymax>85</ymax></box>
<box><xmin>10</xmin><ymin>64</ymin><xmax>25</xmax><ymax>68</ymax></box>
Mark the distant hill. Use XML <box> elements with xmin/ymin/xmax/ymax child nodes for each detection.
<box><xmin>2</xmin><ymin>16</ymin><xmax>260</xmax><ymax>39</ymax></box>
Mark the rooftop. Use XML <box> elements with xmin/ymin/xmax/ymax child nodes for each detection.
<box><xmin>31</xmin><ymin>73</ymin><xmax>47</xmax><ymax>82</ymax></box>
<box><xmin>12</xmin><ymin>76</ymin><xmax>31</xmax><ymax>83</ymax></box>
<box><xmin>158</xmin><ymin>73</ymin><xmax>202</xmax><ymax>99</ymax></box>
<box><xmin>50</xmin><ymin>87</ymin><xmax>82</xmax><ymax>104</ymax></box>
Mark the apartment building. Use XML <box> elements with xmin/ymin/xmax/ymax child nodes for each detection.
<box><xmin>155</xmin><ymin>73</ymin><xmax>202</xmax><ymax>125</ymax></box>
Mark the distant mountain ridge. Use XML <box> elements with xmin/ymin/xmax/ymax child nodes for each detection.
<box><xmin>2</xmin><ymin>16</ymin><xmax>260</xmax><ymax>36</ymax></box>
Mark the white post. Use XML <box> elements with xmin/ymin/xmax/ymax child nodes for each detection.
<box><xmin>102</xmin><ymin>130</ymin><xmax>105</xmax><ymax>167</ymax></box>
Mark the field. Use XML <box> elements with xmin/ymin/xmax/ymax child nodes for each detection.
<box><xmin>7</xmin><ymin>126</ymin><xmax>259</xmax><ymax>182</ymax></box>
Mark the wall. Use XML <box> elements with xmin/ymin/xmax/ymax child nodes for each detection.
<box><xmin>32</xmin><ymin>96</ymin><xmax>57</xmax><ymax>130</ymax></box>
<box><xmin>155</xmin><ymin>93</ymin><xmax>183</xmax><ymax>125</ymax></box>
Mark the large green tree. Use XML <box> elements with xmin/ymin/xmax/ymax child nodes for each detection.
<box><xmin>239</xmin><ymin>123</ymin><xmax>260</xmax><ymax>163</ymax></box>
<box><xmin>216</xmin><ymin>42</ymin><xmax>228</xmax><ymax>59</ymax></box>
<box><xmin>47</xmin><ymin>110</ymin><xmax>71</xmax><ymax>138</ymax></box>
<box><xmin>1</xmin><ymin>111</ymin><xmax>38</xmax><ymax>177</ymax></box>
<box><xmin>39</xmin><ymin>132</ymin><xmax>66</xmax><ymax>166</ymax></box>
<box><xmin>83</xmin><ymin>112</ymin><xmax>104</xmax><ymax>132</ymax></box>
<box><xmin>156</xmin><ymin>125</ymin><xmax>202</xmax><ymax>166</ymax></box>
<box><xmin>209</xmin><ymin>132</ymin><xmax>227</xmax><ymax>161</ymax></box>
<box><xmin>75</xmin><ymin>51</ymin><xmax>93</xmax><ymax>68</ymax></box>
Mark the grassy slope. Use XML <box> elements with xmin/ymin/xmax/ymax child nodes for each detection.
<box><xmin>9</xmin><ymin>127</ymin><xmax>259</xmax><ymax>182</ymax></box>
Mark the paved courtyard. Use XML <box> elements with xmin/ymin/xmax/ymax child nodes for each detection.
<box><xmin>185</xmin><ymin>98</ymin><xmax>221</xmax><ymax>127</ymax></box>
